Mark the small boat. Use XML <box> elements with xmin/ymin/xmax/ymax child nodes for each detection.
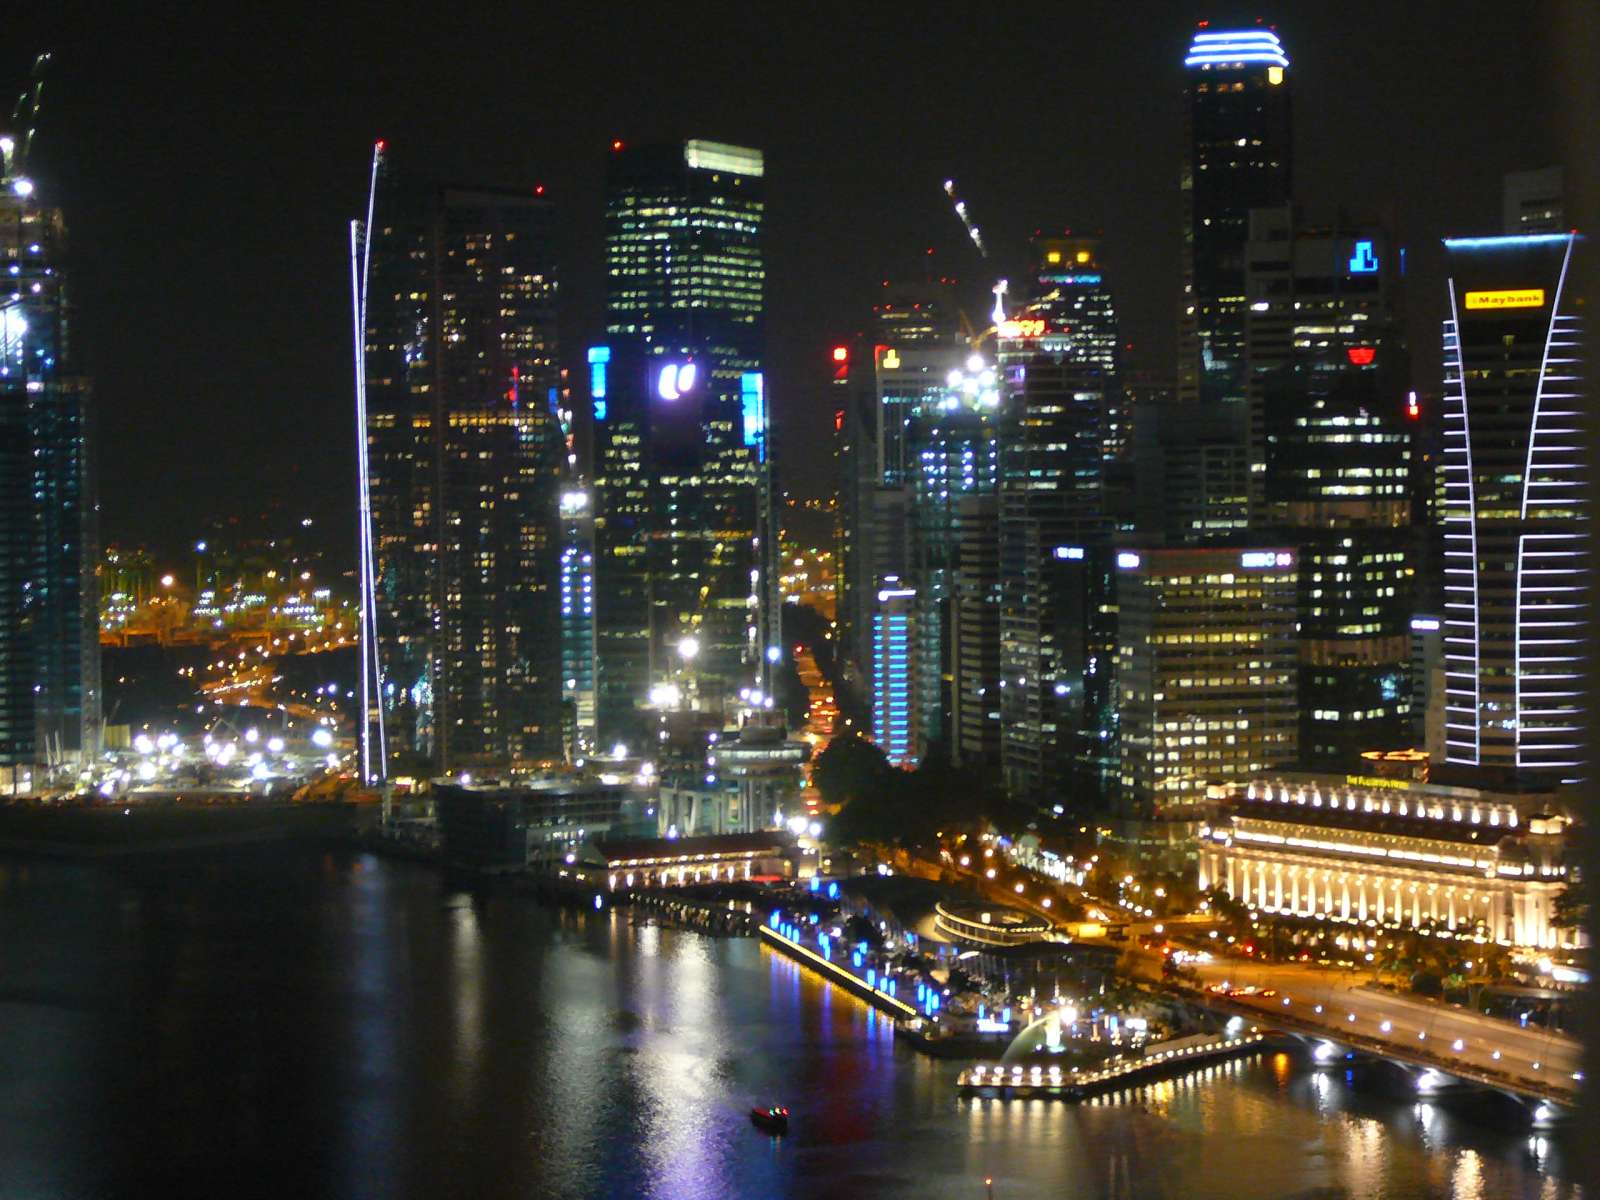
<box><xmin>749</xmin><ymin>1105</ymin><xmax>790</xmax><ymax>1134</ymax></box>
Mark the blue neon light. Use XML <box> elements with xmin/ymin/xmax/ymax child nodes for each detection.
<box><xmin>1348</xmin><ymin>240</ymin><xmax>1378</xmax><ymax>274</ymax></box>
<box><xmin>1442</xmin><ymin>234</ymin><xmax>1577</xmax><ymax>249</ymax></box>
<box><xmin>1185</xmin><ymin>30</ymin><xmax>1289</xmax><ymax>69</ymax></box>
<box><xmin>741</xmin><ymin>371</ymin><xmax>765</xmax><ymax>458</ymax></box>
<box><xmin>588</xmin><ymin>346</ymin><xmax>609</xmax><ymax>418</ymax></box>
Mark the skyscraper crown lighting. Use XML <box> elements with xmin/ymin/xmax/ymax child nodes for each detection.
<box><xmin>1184</xmin><ymin>28</ymin><xmax>1289</xmax><ymax>68</ymax></box>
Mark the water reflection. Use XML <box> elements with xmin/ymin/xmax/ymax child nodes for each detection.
<box><xmin>0</xmin><ymin>851</ymin><xmax>1584</xmax><ymax>1200</ymax></box>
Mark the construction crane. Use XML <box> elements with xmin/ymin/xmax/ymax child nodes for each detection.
<box><xmin>4</xmin><ymin>52</ymin><xmax>50</xmax><ymax>180</ymax></box>
<box><xmin>941</xmin><ymin>178</ymin><xmax>1009</xmax><ymax>344</ymax></box>
<box><xmin>943</xmin><ymin>178</ymin><xmax>988</xmax><ymax>259</ymax></box>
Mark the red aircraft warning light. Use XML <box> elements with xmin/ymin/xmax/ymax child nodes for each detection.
<box><xmin>832</xmin><ymin>346</ymin><xmax>849</xmax><ymax>363</ymax></box>
<box><xmin>611</xmin><ymin>139</ymin><xmax>624</xmax><ymax>151</ymax></box>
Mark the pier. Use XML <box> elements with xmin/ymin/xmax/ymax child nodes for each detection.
<box><xmin>759</xmin><ymin>920</ymin><xmax>918</xmax><ymax>1018</ymax></box>
<box><xmin>957</xmin><ymin>1030</ymin><xmax>1270</xmax><ymax>1100</ymax></box>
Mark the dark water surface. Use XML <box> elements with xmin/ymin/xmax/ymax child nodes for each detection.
<box><xmin>0</xmin><ymin>848</ymin><xmax>1582</xmax><ymax>1199</ymax></box>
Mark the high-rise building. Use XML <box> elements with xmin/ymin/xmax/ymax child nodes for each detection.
<box><xmin>997</xmin><ymin>238</ymin><xmax>1116</xmax><ymax>803</ymax></box>
<box><xmin>871</xmin><ymin>580</ymin><xmax>916</xmax><ymax>766</ymax></box>
<box><xmin>870</xmin><ymin>278</ymin><xmax>961</xmax><ymax>346</ymax></box>
<box><xmin>1115</xmin><ymin>547</ymin><xmax>1299</xmax><ymax>816</ymax></box>
<box><xmin>1245</xmin><ymin>206</ymin><xmax>1416</xmax><ymax>768</ymax></box>
<box><xmin>951</xmin><ymin>493</ymin><xmax>1001</xmax><ymax>767</ymax></box>
<box><xmin>0</xmin><ymin>131</ymin><xmax>99</xmax><ymax>790</ymax></box>
<box><xmin>833</xmin><ymin>338</ymin><xmax>967</xmax><ymax>692</ymax></box>
<box><xmin>1179</xmin><ymin>25</ymin><xmax>1292</xmax><ymax>407</ymax></box>
<box><xmin>1502</xmin><ymin>167</ymin><xmax>1566</xmax><ymax>236</ymax></box>
<box><xmin>365</xmin><ymin>178</ymin><xmax>564</xmax><ymax>772</ymax></box>
<box><xmin>905</xmin><ymin>357</ymin><xmax>1001</xmax><ymax>758</ymax></box>
<box><xmin>1440</xmin><ymin>233</ymin><xmax>1586</xmax><ymax>782</ymax></box>
<box><xmin>1132</xmin><ymin>398</ymin><xmax>1252</xmax><ymax>541</ymax></box>
<box><xmin>594</xmin><ymin>140</ymin><xmax>768</xmax><ymax>744</ymax></box>
<box><xmin>559</xmin><ymin>488</ymin><xmax>597</xmax><ymax>757</ymax></box>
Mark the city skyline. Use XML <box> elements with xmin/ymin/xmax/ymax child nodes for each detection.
<box><xmin>0</xmin><ymin>11</ymin><xmax>1592</xmax><ymax>1197</ymax></box>
<box><xmin>3</xmin><ymin>3</ymin><xmax>1573</xmax><ymax>562</ymax></box>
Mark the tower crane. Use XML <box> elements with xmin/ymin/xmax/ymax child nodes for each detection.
<box><xmin>3</xmin><ymin>52</ymin><xmax>50</xmax><ymax>180</ymax></box>
<box><xmin>940</xmin><ymin>178</ymin><xmax>1009</xmax><ymax>345</ymax></box>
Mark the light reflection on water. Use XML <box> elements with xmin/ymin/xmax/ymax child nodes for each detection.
<box><xmin>0</xmin><ymin>851</ymin><xmax>1583</xmax><ymax>1200</ymax></box>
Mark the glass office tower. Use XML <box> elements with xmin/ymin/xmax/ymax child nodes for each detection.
<box><xmin>1245</xmin><ymin>206</ymin><xmax>1416</xmax><ymax>768</ymax></box>
<box><xmin>0</xmin><ymin>145</ymin><xmax>99</xmax><ymax>789</ymax></box>
<box><xmin>1179</xmin><ymin>25</ymin><xmax>1293</xmax><ymax>407</ymax></box>
<box><xmin>366</xmin><ymin>177</ymin><xmax>564</xmax><ymax>772</ymax></box>
<box><xmin>1440</xmin><ymin>233</ymin><xmax>1586</xmax><ymax>782</ymax></box>
<box><xmin>595</xmin><ymin>140</ymin><xmax>768</xmax><ymax>744</ymax></box>
<box><xmin>997</xmin><ymin>237</ymin><xmax>1116</xmax><ymax>804</ymax></box>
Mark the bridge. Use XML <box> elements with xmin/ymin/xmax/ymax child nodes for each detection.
<box><xmin>1159</xmin><ymin>966</ymin><xmax>1581</xmax><ymax>1120</ymax></box>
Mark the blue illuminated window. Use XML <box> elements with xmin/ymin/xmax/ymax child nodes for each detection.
<box><xmin>741</xmin><ymin>372</ymin><xmax>765</xmax><ymax>457</ymax></box>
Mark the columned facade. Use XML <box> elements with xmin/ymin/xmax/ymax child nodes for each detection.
<box><xmin>1199</xmin><ymin>774</ymin><xmax>1575</xmax><ymax>950</ymax></box>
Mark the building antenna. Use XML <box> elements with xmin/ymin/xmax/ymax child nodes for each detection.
<box><xmin>351</xmin><ymin>140</ymin><xmax>387</xmax><ymax>782</ymax></box>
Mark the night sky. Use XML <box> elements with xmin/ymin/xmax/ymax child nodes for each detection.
<box><xmin>8</xmin><ymin>2</ymin><xmax>1564</xmax><ymax>565</ymax></box>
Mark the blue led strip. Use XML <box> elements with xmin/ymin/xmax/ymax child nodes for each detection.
<box><xmin>1185</xmin><ymin>29</ymin><xmax>1289</xmax><ymax>68</ymax></box>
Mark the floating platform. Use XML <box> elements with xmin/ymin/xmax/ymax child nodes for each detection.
<box><xmin>957</xmin><ymin>1031</ymin><xmax>1269</xmax><ymax>1101</ymax></box>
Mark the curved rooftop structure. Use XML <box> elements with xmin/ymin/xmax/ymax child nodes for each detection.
<box><xmin>1184</xmin><ymin>28</ymin><xmax>1289</xmax><ymax>69</ymax></box>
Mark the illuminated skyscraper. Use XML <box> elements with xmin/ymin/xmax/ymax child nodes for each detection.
<box><xmin>871</xmin><ymin>581</ymin><xmax>916</xmax><ymax>766</ymax></box>
<box><xmin>0</xmin><ymin>121</ymin><xmax>99</xmax><ymax>789</ymax></box>
<box><xmin>1440</xmin><ymin>233</ymin><xmax>1585</xmax><ymax>782</ymax></box>
<box><xmin>870</xmin><ymin>279</ymin><xmax>961</xmax><ymax>346</ymax></box>
<box><xmin>559</xmin><ymin>488</ymin><xmax>597</xmax><ymax>757</ymax></box>
<box><xmin>951</xmin><ymin>494</ymin><xmax>1001</xmax><ymax>766</ymax></box>
<box><xmin>997</xmin><ymin>237</ymin><xmax>1116</xmax><ymax>803</ymax></box>
<box><xmin>1115</xmin><ymin>547</ymin><xmax>1299</xmax><ymax>816</ymax></box>
<box><xmin>905</xmin><ymin>358</ymin><xmax>1001</xmax><ymax>758</ymax></box>
<box><xmin>594</xmin><ymin>140</ymin><xmax>769</xmax><ymax>743</ymax></box>
<box><xmin>1179</xmin><ymin>25</ymin><xmax>1292</xmax><ymax>406</ymax></box>
<box><xmin>1245</xmin><ymin>206</ymin><xmax>1416</xmax><ymax>768</ymax></box>
<box><xmin>365</xmin><ymin>177</ymin><xmax>563</xmax><ymax>771</ymax></box>
<box><xmin>833</xmin><ymin>338</ymin><xmax>965</xmax><ymax>693</ymax></box>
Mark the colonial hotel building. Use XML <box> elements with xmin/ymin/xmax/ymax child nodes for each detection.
<box><xmin>1198</xmin><ymin>769</ymin><xmax>1573</xmax><ymax>950</ymax></box>
<box><xmin>1200</xmin><ymin>233</ymin><xmax>1584</xmax><ymax>952</ymax></box>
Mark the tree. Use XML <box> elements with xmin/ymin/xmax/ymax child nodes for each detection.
<box><xmin>1551</xmin><ymin>883</ymin><xmax>1589</xmax><ymax>933</ymax></box>
<box><xmin>1204</xmin><ymin>887</ymin><xmax>1252</xmax><ymax>940</ymax></box>
<box><xmin>812</xmin><ymin>732</ymin><xmax>891</xmax><ymax>811</ymax></box>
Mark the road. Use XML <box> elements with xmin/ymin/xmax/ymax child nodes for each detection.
<box><xmin>908</xmin><ymin>844</ymin><xmax>1580</xmax><ymax>1101</ymax></box>
<box><xmin>1122</xmin><ymin>945</ymin><xmax>1581</xmax><ymax>1100</ymax></box>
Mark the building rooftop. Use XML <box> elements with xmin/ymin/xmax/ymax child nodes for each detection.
<box><xmin>1185</xmin><ymin>28</ymin><xmax>1289</xmax><ymax>69</ymax></box>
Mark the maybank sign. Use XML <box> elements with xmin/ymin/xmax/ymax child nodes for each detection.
<box><xmin>1464</xmin><ymin>288</ymin><xmax>1546</xmax><ymax>311</ymax></box>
